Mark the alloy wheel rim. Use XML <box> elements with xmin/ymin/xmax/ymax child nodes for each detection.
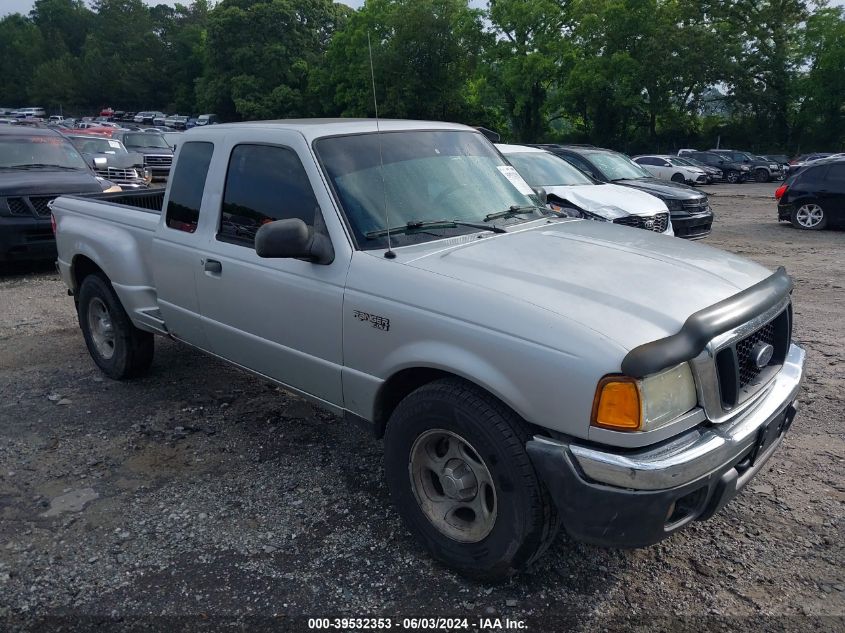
<box><xmin>796</xmin><ymin>204</ymin><xmax>823</xmax><ymax>228</ymax></box>
<box><xmin>409</xmin><ymin>429</ymin><xmax>497</xmax><ymax>543</ymax></box>
<box><xmin>87</xmin><ymin>297</ymin><xmax>116</xmax><ymax>359</ymax></box>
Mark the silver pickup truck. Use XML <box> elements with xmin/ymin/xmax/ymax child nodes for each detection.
<box><xmin>52</xmin><ymin>119</ymin><xmax>805</xmax><ymax>580</ymax></box>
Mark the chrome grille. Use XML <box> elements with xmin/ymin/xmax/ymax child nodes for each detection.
<box><xmin>613</xmin><ymin>212</ymin><xmax>669</xmax><ymax>233</ymax></box>
<box><xmin>714</xmin><ymin>307</ymin><xmax>791</xmax><ymax>409</ymax></box>
<box><xmin>144</xmin><ymin>155</ymin><xmax>172</xmax><ymax>167</ymax></box>
<box><xmin>736</xmin><ymin>322</ymin><xmax>776</xmax><ymax>389</ymax></box>
<box><xmin>7</xmin><ymin>197</ymin><xmax>29</xmax><ymax>215</ymax></box>
<box><xmin>95</xmin><ymin>167</ymin><xmax>137</xmax><ymax>181</ymax></box>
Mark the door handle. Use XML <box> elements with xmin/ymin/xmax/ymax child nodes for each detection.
<box><xmin>204</xmin><ymin>259</ymin><xmax>222</xmax><ymax>274</ymax></box>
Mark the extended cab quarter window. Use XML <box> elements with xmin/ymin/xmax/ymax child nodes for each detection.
<box><xmin>219</xmin><ymin>144</ymin><xmax>319</xmax><ymax>247</ymax></box>
<box><xmin>165</xmin><ymin>141</ymin><xmax>214</xmax><ymax>233</ymax></box>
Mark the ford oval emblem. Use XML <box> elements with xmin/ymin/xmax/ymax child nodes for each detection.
<box><xmin>750</xmin><ymin>342</ymin><xmax>774</xmax><ymax>369</ymax></box>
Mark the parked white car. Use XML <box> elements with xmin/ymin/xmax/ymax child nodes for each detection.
<box><xmin>633</xmin><ymin>155</ymin><xmax>709</xmax><ymax>185</ymax></box>
<box><xmin>498</xmin><ymin>144</ymin><xmax>674</xmax><ymax>236</ymax></box>
<box><xmin>14</xmin><ymin>106</ymin><xmax>46</xmax><ymax>118</ymax></box>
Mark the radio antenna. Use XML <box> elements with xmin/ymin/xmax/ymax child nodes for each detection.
<box><xmin>368</xmin><ymin>32</ymin><xmax>395</xmax><ymax>259</ymax></box>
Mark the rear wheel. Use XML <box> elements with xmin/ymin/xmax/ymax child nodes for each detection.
<box><xmin>670</xmin><ymin>172</ymin><xmax>685</xmax><ymax>183</ymax></box>
<box><xmin>77</xmin><ymin>274</ymin><xmax>154</xmax><ymax>379</ymax></box>
<box><xmin>790</xmin><ymin>202</ymin><xmax>827</xmax><ymax>230</ymax></box>
<box><xmin>754</xmin><ymin>168</ymin><xmax>770</xmax><ymax>183</ymax></box>
<box><xmin>384</xmin><ymin>378</ymin><xmax>559</xmax><ymax>581</ymax></box>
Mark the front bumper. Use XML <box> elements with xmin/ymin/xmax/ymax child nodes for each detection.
<box><xmin>670</xmin><ymin>209</ymin><xmax>713</xmax><ymax>239</ymax></box>
<box><xmin>527</xmin><ymin>343</ymin><xmax>805</xmax><ymax>548</ymax></box>
<box><xmin>0</xmin><ymin>216</ymin><xmax>55</xmax><ymax>262</ymax></box>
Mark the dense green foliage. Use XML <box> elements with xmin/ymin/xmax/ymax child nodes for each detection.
<box><xmin>1</xmin><ymin>0</ymin><xmax>843</xmax><ymax>153</ymax></box>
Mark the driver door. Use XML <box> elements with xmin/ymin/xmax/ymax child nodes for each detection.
<box><xmin>192</xmin><ymin>131</ymin><xmax>348</xmax><ymax>406</ymax></box>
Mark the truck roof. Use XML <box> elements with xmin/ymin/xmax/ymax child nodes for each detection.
<box><xmin>196</xmin><ymin>118</ymin><xmax>474</xmax><ymax>142</ymax></box>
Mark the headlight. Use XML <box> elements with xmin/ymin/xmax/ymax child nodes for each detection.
<box><xmin>591</xmin><ymin>363</ymin><xmax>697</xmax><ymax>432</ymax></box>
<box><xmin>741</xmin><ymin>165</ymin><xmax>750</xmax><ymax>171</ymax></box>
<box><xmin>548</xmin><ymin>201</ymin><xmax>610</xmax><ymax>221</ymax></box>
<box><xmin>664</xmin><ymin>198</ymin><xmax>683</xmax><ymax>212</ymax></box>
<box><xmin>769</xmin><ymin>164</ymin><xmax>778</xmax><ymax>170</ymax></box>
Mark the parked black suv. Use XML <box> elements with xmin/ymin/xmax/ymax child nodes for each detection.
<box><xmin>680</xmin><ymin>150</ymin><xmax>749</xmax><ymax>184</ymax></box>
<box><xmin>711</xmin><ymin>149</ymin><xmax>784</xmax><ymax>182</ymax></box>
<box><xmin>776</xmin><ymin>157</ymin><xmax>845</xmax><ymax>230</ymax></box>
<box><xmin>537</xmin><ymin>144</ymin><xmax>714</xmax><ymax>239</ymax></box>
<box><xmin>0</xmin><ymin>127</ymin><xmax>113</xmax><ymax>261</ymax></box>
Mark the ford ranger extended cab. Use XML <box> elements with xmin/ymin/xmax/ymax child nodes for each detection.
<box><xmin>52</xmin><ymin>120</ymin><xmax>805</xmax><ymax>580</ymax></box>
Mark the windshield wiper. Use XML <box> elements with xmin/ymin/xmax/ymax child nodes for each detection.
<box><xmin>483</xmin><ymin>205</ymin><xmax>542</xmax><ymax>222</ymax></box>
<box><xmin>365</xmin><ymin>219</ymin><xmax>505</xmax><ymax>239</ymax></box>
<box><xmin>7</xmin><ymin>163</ymin><xmax>82</xmax><ymax>171</ymax></box>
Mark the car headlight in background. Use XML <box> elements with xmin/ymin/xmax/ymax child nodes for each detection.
<box><xmin>591</xmin><ymin>363</ymin><xmax>698</xmax><ymax>432</ymax></box>
<box><xmin>769</xmin><ymin>164</ymin><xmax>778</xmax><ymax>170</ymax></box>
<box><xmin>664</xmin><ymin>198</ymin><xmax>684</xmax><ymax>212</ymax></box>
<box><xmin>741</xmin><ymin>165</ymin><xmax>750</xmax><ymax>171</ymax></box>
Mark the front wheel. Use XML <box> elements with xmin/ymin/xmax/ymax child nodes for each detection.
<box><xmin>791</xmin><ymin>202</ymin><xmax>827</xmax><ymax>230</ymax></box>
<box><xmin>384</xmin><ymin>378</ymin><xmax>559</xmax><ymax>581</ymax></box>
<box><xmin>726</xmin><ymin>170</ymin><xmax>740</xmax><ymax>183</ymax></box>
<box><xmin>754</xmin><ymin>168</ymin><xmax>770</xmax><ymax>183</ymax></box>
<box><xmin>670</xmin><ymin>172</ymin><xmax>685</xmax><ymax>183</ymax></box>
<box><xmin>77</xmin><ymin>274</ymin><xmax>154</xmax><ymax>379</ymax></box>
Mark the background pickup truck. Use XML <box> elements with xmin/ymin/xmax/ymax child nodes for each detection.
<box><xmin>52</xmin><ymin>119</ymin><xmax>805</xmax><ymax>581</ymax></box>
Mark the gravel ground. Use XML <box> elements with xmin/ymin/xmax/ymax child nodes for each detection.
<box><xmin>0</xmin><ymin>182</ymin><xmax>843</xmax><ymax>632</ymax></box>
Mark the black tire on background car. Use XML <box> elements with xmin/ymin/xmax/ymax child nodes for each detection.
<box><xmin>754</xmin><ymin>168</ymin><xmax>770</xmax><ymax>183</ymax></box>
<box><xmin>790</xmin><ymin>201</ymin><xmax>828</xmax><ymax>231</ymax></box>
<box><xmin>383</xmin><ymin>377</ymin><xmax>560</xmax><ymax>581</ymax></box>
<box><xmin>670</xmin><ymin>172</ymin><xmax>685</xmax><ymax>183</ymax></box>
<box><xmin>726</xmin><ymin>170</ymin><xmax>740</xmax><ymax>183</ymax></box>
<box><xmin>77</xmin><ymin>273</ymin><xmax>154</xmax><ymax>380</ymax></box>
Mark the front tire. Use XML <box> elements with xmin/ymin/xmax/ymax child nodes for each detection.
<box><xmin>754</xmin><ymin>168</ymin><xmax>770</xmax><ymax>183</ymax></box>
<box><xmin>726</xmin><ymin>170</ymin><xmax>740</xmax><ymax>183</ymax></box>
<box><xmin>384</xmin><ymin>378</ymin><xmax>559</xmax><ymax>581</ymax></box>
<box><xmin>77</xmin><ymin>274</ymin><xmax>154</xmax><ymax>379</ymax></box>
<box><xmin>670</xmin><ymin>172</ymin><xmax>685</xmax><ymax>183</ymax></box>
<box><xmin>790</xmin><ymin>202</ymin><xmax>827</xmax><ymax>230</ymax></box>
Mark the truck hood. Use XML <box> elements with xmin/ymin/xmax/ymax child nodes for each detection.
<box><xmin>611</xmin><ymin>177</ymin><xmax>704</xmax><ymax>201</ymax></box>
<box><xmin>404</xmin><ymin>219</ymin><xmax>772</xmax><ymax>352</ymax></box>
<box><xmin>0</xmin><ymin>170</ymin><xmax>103</xmax><ymax>196</ymax></box>
<box><xmin>545</xmin><ymin>183</ymin><xmax>666</xmax><ymax>218</ymax></box>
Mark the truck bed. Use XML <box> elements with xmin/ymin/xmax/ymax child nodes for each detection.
<box><xmin>78</xmin><ymin>188</ymin><xmax>165</xmax><ymax>214</ymax></box>
<box><xmin>52</xmin><ymin>188</ymin><xmax>165</xmax><ymax>334</ymax></box>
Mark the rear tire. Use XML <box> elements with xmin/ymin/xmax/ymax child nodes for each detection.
<box><xmin>77</xmin><ymin>273</ymin><xmax>154</xmax><ymax>380</ymax></box>
<box><xmin>384</xmin><ymin>378</ymin><xmax>560</xmax><ymax>581</ymax></box>
<box><xmin>790</xmin><ymin>202</ymin><xmax>827</xmax><ymax>230</ymax></box>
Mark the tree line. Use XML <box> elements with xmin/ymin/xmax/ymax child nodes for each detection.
<box><xmin>1</xmin><ymin>0</ymin><xmax>843</xmax><ymax>154</ymax></box>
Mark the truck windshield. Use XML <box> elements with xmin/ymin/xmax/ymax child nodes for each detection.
<box><xmin>316</xmin><ymin>130</ymin><xmax>543</xmax><ymax>249</ymax></box>
<box><xmin>123</xmin><ymin>133</ymin><xmax>170</xmax><ymax>149</ymax></box>
<box><xmin>0</xmin><ymin>135</ymin><xmax>89</xmax><ymax>170</ymax></box>
<box><xmin>505</xmin><ymin>151</ymin><xmax>594</xmax><ymax>187</ymax></box>
<box><xmin>69</xmin><ymin>136</ymin><xmax>128</xmax><ymax>155</ymax></box>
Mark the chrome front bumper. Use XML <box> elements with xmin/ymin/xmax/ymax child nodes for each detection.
<box><xmin>537</xmin><ymin>343</ymin><xmax>805</xmax><ymax>491</ymax></box>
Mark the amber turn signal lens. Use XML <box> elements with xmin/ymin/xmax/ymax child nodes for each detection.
<box><xmin>591</xmin><ymin>378</ymin><xmax>641</xmax><ymax>431</ymax></box>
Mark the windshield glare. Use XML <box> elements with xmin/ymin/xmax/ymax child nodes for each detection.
<box><xmin>316</xmin><ymin>130</ymin><xmax>542</xmax><ymax>249</ymax></box>
<box><xmin>123</xmin><ymin>133</ymin><xmax>170</xmax><ymax>149</ymax></box>
<box><xmin>0</xmin><ymin>135</ymin><xmax>89</xmax><ymax>170</ymax></box>
<box><xmin>70</xmin><ymin>137</ymin><xmax>127</xmax><ymax>155</ymax></box>
<box><xmin>586</xmin><ymin>151</ymin><xmax>650</xmax><ymax>180</ymax></box>
<box><xmin>506</xmin><ymin>152</ymin><xmax>594</xmax><ymax>187</ymax></box>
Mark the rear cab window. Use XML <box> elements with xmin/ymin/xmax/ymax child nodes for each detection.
<box><xmin>165</xmin><ymin>142</ymin><xmax>214</xmax><ymax>233</ymax></box>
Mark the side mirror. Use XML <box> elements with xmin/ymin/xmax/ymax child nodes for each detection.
<box><xmin>93</xmin><ymin>156</ymin><xmax>108</xmax><ymax>169</ymax></box>
<box><xmin>255</xmin><ymin>218</ymin><xmax>334</xmax><ymax>264</ymax></box>
<box><xmin>532</xmin><ymin>187</ymin><xmax>547</xmax><ymax>205</ymax></box>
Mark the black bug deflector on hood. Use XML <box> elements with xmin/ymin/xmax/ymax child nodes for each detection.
<box><xmin>621</xmin><ymin>267</ymin><xmax>794</xmax><ymax>378</ymax></box>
